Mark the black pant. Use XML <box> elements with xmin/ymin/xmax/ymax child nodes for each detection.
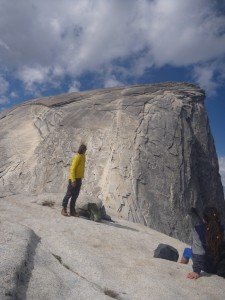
<box><xmin>62</xmin><ymin>179</ymin><xmax>82</xmax><ymax>212</ymax></box>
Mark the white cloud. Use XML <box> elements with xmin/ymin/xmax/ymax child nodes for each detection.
<box><xmin>104</xmin><ymin>75</ymin><xmax>123</xmax><ymax>88</ymax></box>
<box><xmin>0</xmin><ymin>0</ymin><xmax>225</xmax><ymax>94</ymax></box>
<box><xmin>0</xmin><ymin>38</ymin><xmax>12</xmax><ymax>52</ymax></box>
<box><xmin>193</xmin><ymin>65</ymin><xmax>218</xmax><ymax>95</ymax></box>
<box><xmin>144</xmin><ymin>0</ymin><xmax>225</xmax><ymax>67</ymax></box>
<box><xmin>10</xmin><ymin>91</ymin><xmax>19</xmax><ymax>98</ymax></box>
<box><xmin>17</xmin><ymin>65</ymin><xmax>62</xmax><ymax>95</ymax></box>
<box><xmin>0</xmin><ymin>96</ymin><xmax>9</xmax><ymax>105</ymax></box>
<box><xmin>52</xmin><ymin>65</ymin><xmax>64</xmax><ymax>77</ymax></box>
<box><xmin>68</xmin><ymin>80</ymin><xmax>81</xmax><ymax>93</ymax></box>
<box><xmin>0</xmin><ymin>76</ymin><xmax>9</xmax><ymax>95</ymax></box>
<box><xmin>219</xmin><ymin>157</ymin><xmax>225</xmax><ymax>187</ymax></box>
<box><xmin>17</xmin><ymin>66</ymin><xmax>49</xmax><ymax>91</ymax></box>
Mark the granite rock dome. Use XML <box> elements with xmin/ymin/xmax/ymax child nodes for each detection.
<box><xmin>0</xmin><ymin>82</ymin><xmax>224</xmax><ymax>242</ymax></box>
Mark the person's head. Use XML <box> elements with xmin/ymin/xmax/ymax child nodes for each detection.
<box><xmin>203</xmin><ymin>206</ymin><xmax>220</xmax><ymax>224</ymax></box>
<box><xmin>203</xmin><ymin>206</ymin><xmax>223</xmax><ymax>262</ymax></box>
<box><xmin>78</xmin><ymin>144</ymin><xmax>87</xmax><ymax>154</ymax></box>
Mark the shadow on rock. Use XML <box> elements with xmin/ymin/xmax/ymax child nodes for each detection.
<box><xmin>101</xmin><ymin>220</ymin><xmax>139</xmax><ymax>232</ymax></box>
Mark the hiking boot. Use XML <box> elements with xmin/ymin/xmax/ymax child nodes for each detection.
<box><xmin>70</xmin><ymin>211</ymin><xmax>79</xmax><ymax>217</ymax></box>
<box><xmin>61</xmin><ymin>207</ymin><xmax>69</xmax><ymax>217</ymax></box>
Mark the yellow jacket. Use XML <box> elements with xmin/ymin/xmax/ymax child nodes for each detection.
<box><xmin>68</xmin><ymin>153</ymin><xmax>86</xmax><ymax>181</ymax></box>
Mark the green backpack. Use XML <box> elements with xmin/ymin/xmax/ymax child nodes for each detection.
<box><xmin>88</xmin><ymin>203</ymin><xmax>101</xmax><ymax>222</ymax></box>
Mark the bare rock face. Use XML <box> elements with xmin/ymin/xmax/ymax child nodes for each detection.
<box><xmin>0</xmin><ymin>82</ymin><xmax>224</xmax><ymax>242</ymax></box>
<box><xmin>0</xmin><ymin>221</ymin><xmax>111</xmax><ymax>300</ymax></box>
<box><xmin>1</xmin><ymin>196</ymin><xmax>225</xmax><ymax>300</ymax></box>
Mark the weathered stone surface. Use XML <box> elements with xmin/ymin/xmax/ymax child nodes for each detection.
<box><xmin>1</xmin><ymin>195</ymin><xmax>225</xmax><ymax>300</ymax></box>
<box><xmin>0</xmin><ymin>82</ymin><xmax>224</xmax><ymax>242</ymax></box>
<box><xmin>0</xmin><ymin>221</ymin><xmax>112</xmax><ymax>300</ymax></box>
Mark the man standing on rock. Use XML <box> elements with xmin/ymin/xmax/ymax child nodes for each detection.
<box><xmin>61</xmin><ymin>144</ymin><xmax>87</xmax><ymax>217</ymax></box>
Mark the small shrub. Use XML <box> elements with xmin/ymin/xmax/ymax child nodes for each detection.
<box><xmin>52</xmin><ymin>253</ymin><xmax>71</xmax><ymax>270</ymax></box>
<box><xmin>41</xmin><ymin>200</ymin><xmax>55</xmax><ymax>208</ymax></box>
<box><xmin>62</xmin><ymin>263</ymin><xmax>70</xmax><ymax>270</ymax></box>
<box><xmin>104</xmin><ymin>288</ymin><xmax>119</xmax><ymax>299</ymax></box>
<box><xmin>52</xmin><ymin>253</ymin><xmax>62</xmax><ymax>264</ymax></box>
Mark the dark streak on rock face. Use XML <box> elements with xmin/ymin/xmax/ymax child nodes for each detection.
<box><xmin>0</xmin><ymin>82</ymin><xmax>224</xmax><ymax>242</ymax></box>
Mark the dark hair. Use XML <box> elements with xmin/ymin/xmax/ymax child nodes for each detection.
<box><xmin>78</xmin><ymin>144</ymin><xmax>87</xmax><ymax>154</ymax></box>
<box><xmin>203</xmin><ymin>207</ymin><xmax>223</xmax><ymax>263</ymax></box>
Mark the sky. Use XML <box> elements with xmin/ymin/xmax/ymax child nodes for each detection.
<box><xmin>0</xmin><ymin>0</ymin><xmax>225</xmax><ymax>185</ymax></box>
